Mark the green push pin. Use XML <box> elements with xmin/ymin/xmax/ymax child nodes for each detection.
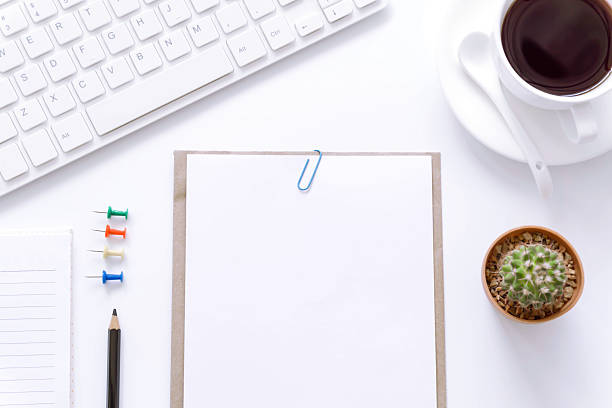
<box><xmin>92</xmin><ymin>206</ymin><xmax>128</xmax><ymax>220</ymax></box>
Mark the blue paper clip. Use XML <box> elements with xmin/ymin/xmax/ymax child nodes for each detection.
<box><xmin>298</xmin><ymin>150</ymin><xmax>322</xmax><ymax>191</ymax></box>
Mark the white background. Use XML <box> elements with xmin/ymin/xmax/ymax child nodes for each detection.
<box><xmin>0</xmin><ymin>0</ymin><xmax>610</xmax><ymax>407</ymax></box>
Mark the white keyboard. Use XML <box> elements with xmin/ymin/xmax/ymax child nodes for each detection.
<box><xmin>0</xmin><ymin>0</ymin><xmax>386</xmax><ymax>196</ymax></box>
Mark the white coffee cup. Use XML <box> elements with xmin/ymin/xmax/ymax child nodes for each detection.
<box><xmin>492</xmin><ymin>0</ymin><xmax>612</xmax><ymax>144</ymax></box>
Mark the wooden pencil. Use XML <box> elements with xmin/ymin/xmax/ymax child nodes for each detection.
<box><xmin>107</xmin><ymin>309</ymin><xmax>121</xmax><ymax>408</ymax></box>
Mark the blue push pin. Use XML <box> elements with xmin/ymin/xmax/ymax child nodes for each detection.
<box><xmin>86</xmin><ymin>270</ymin><xmax>124</xmax><ymax>284</ymax></box>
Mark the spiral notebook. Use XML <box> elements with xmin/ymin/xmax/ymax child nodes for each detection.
<box><xmin>0</xmin><ymin>229</ymin><xmax>72</xmax><ymax>408</ymax></box>
<box><xmin>171</xmin><ymin>152</ymin><xmax>446</xmax><ymax>408</ymax></box>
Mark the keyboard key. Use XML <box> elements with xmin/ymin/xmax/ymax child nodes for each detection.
<box><xmin>0</xmin><ymin>41</ymin><xmax>24</xmax><ymax>72</ymax></box>
<box><xmin>260</xmin><ymin>15</ymin><xmax>294</xmax><ymax>51</ymax></box>
<box><xmin>354</xmin><ymin>0</ymin><xmax>377</xmax><ymax>7</ymax></box>
<box><xmin>189</xmin><ymin>0</ymin><xmax>217</xmax><ymax>14</ymax></box>
<box><xmin>14</xmin><ymin>64</ymin><xmax>47</xmax><ymax>96</ymax></box>
<box><xmin>102</xmin><ymin>24</ymin><xmax>134</xmax><ymax>55</ymax></box>
<box><xmin>323</xmin><ymin>0</ymin><xmax>352</xmax><ymax>22</ymax></box>
<box><xmin>186</xmin><ymin>16</ymin><xmax>218</xmax><ymax>48</ymax></box>
<box><xmin>79</xmin><ymin>1</ymin><xmax>112</xmax><ymax>31</ymax></box>
<box><xmin>43</xmin><ymin>85</ymin><xmax>76</xmax><ymax>116</ymax></box>
<box><xmin>318</xmin><ymin>0</ymin><xmax>340</xmax><ymax>7</ymax></box>
<box><xmin>0</xmin><ymin>113</ymin><xmax>18</xmax><ymax>143</ymax></box>
<box><xmin>0</xmin><ymin>77</ymin><xmax>18</xmax><ymax>108</ymax></box>
<box><xmin>159</xmin><ymin>30</ymin><xmax>191</xmax><ymax>61</ymax></box>
<box><xmin>108</xmin><ymin>0</ymin><xmax>140</xmax><ymax>18</ymax></box>
<box><xmin>130</xmin><ymin>43</ymin><xmax>162</xmax><ymax>75</ymax></box>
<box><xmin>215</xmin><ymin>3</ymin><xmax>247</xmax><ymax>34</ymax></box>
<box><xmin>279</xmin><ymin>0</ymin><xmax>297</xmax><ymax>4</ymax></box>
<box><xmin>72</xmin><ymin>71</ymin><xmax>105</xmax><ymax>102</ymax></box>
<box><xmin>101</xmin><ymin>57</ymin><xmax>134</xmax><ymax>89</ymax></box>
<box><xmin>25</xmin><ymin>0</ymin><xmax>57</xmax><ymax>23</ymax></box>
<box><xmin>51</xmin><ymin>113</ymin><xmax>92</xmax><ymax>152</ymax></box>
<box><xmin>227</xmin><ymin>28</ymin><xmax>266</xmax><ymax>67</ymax></box>
<box><xmin>295</xmin><ymin>14</ymin><xmax>323</xmax><ymax>37</ymax></box>
<box><xmin>73</xmin><ymin>37</ymin><xmax>105</xmax><ymax>68</ymax></box>
<box><xmin>50</xmin><ymin>14</ymin><xmax>83</xmax><ymax>45</ymax></box>
<box><xmin>0</xmin><ymin>5</ymin><xmax>28</xmax><ymax>36</ymax></box>
<box><xmin>21</xmin><ymin>129</ymin><xmax>57</xmax><ymax>166</ymax></box>
<box><xmin>58</xmin><ymin>0</ymin><xmax>85</xmax><ymax>10</ymax></box>
<box><xmin>21</xmin><ymin>27</ymin><xmax>54</xmax><ymax>59</ymax></box>
<box><xmin>14</xmin><ymin>99</ymin><xmax>47</xmax><ymax>131</ymax></box>
<box><xmin>43</xmin><ymin>50</ymin><xmax>76</xmax><ymax>81</ymax></box>
<box><xmin>159</xmin><ymin>0</ymin><xmax>191</xmax><ymax>28</ymax></box>
<box><xmin>88</xmin><ymin>45</ymin><xmax>233</xmax><ymax>135</ymax></box>
<box><xmin>0</xmin><ymin>143</ymin><xmax>28</xmax><ymax>181</ymax></box>
<box><xmin>244</xmin><ymin>0</ymin><xmax>275</xmax><ymax>20</ymax></box>
<box><xmin>131</xmin><ymin>10</ymin><xmax>162</xmax><ymax>41</ymax></box>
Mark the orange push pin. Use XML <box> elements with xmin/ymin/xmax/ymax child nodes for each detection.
<box><xmin>92</xmin><ymin>225</ymin><xmax>127</xmax><ymax>239</ymax></box>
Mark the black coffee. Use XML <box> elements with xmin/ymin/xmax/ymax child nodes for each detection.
<box><xmin>502</xmin><ymin>0</ymin><xmax>612</xmax><ymax>96</ymax></box>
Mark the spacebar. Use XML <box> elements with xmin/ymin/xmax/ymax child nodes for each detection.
<box><xmin>87</xmin><ymin>46</ymin><xmax>234</xmax><ymax>136</ymax></box>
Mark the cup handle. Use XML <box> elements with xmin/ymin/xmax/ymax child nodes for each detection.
<box><xmin>556</xmin><ymin>102</ymin><xmax>598</xmax><ymax>144</ymax></box>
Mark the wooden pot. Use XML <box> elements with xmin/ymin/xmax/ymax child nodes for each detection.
<box><xmin>482</xmin><ymin>226</ymin><xmax>584</xmax><ymax>324</ymax></box>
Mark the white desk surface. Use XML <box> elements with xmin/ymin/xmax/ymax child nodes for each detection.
<box><xmin>1</xmin><ymin>1</ymin><xmax>610</xmax><ymax>407</ymax></box>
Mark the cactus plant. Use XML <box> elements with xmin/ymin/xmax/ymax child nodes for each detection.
<box><xmin>498</xmin><ymin>244</ymin><xmax>567</xmax><ymax>309</ymax></box>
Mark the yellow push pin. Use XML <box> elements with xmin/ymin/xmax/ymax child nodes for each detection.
<box><xmin>88</xmin><ymin>246</ymin><xmax>125</xmax><ymax>260</ymax></box>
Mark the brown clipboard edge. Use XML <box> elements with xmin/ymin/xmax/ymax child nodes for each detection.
<box><xmin>171</xmin><ymin>151</ymin><xmax>447</xmax><ymax>408</ymax></box>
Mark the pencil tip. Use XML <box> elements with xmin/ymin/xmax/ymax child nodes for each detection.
<box><xmin>112</xmin><ymin>309</ymin><xmax>117</xmax><ymax>316</ymax></box>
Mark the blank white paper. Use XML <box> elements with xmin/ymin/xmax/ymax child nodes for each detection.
<box><xmin>184</xmin><ymin>154</ymin><xmax>437</xmax><ymax>408</ymax></box>
<box><xmin>0</xmin><ymin>230</ymin><xmax>72</xmax><ymax>408</ymax></box>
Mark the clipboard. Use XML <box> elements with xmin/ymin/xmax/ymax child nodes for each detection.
<box><xmin>170</xmin><ymin>151</ymin><xmax>447</xmax><ymax>408</ymax></box>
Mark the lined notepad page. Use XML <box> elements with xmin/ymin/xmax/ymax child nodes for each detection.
<box><xmin>0</xmin><ymin>230</ymin><xmax>72</xmax><ymax>408</ymax></box>
<box><xmin>184</xmin><ymin>154</ymin><xmax>437</xmax><ymax>408</ymax></box>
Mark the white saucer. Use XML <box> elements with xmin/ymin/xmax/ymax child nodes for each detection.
<box><xmin>437</xmin><ymin>0</ymin><xmax>612</xmax><ymax>165</ymax></box>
